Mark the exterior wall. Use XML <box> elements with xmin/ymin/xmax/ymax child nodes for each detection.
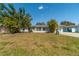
<box><xmin>32</xmin><ymin>27</ymin><xmax>48</xmax><ymax>33</ymax></box>
<box><xmin>71</xmin><ymin>28</ymin><xmax>76</xmax><ymax>32</ymax></box>
<box><xmin>59</xmin><ymin>26</ymin><xmax>77</xmax><ymax>33</ymax></box>
<box><xmin>20</xmin><ymin>27</ymin><xmax>48</xmax><ymax>33</ymax></box>
<box><xmin>20</xmin><ymin>28</ymin><xmax>28</xmax><ymax>32</ymax></box>
<box><xmin>32</xmin><ymin>30</ymin><xmax>47</xmax><ymax>33</ymax></box>
<box><xmin>59</xmin><ymin>28</ymin><xmax>63</xmax><ymax>32</ymax></box>
<box><xmin>76</xmin><ymin>26</ymin><xmax>79</xmax><ymax>32</ymax></box>
<box><xmin>61</xmin><ymin>27</ymin><xmax>76</xmax><ymax>33</ymax></box>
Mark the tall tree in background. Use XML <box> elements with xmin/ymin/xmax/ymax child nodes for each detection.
<box><xmin>0</xmin><ymin>3</ymin><xmax>32</xmax><ymax>33</ymax></box>
<box><xmin>60</xmin><ymin>21</ymin><xmax>75</xmax><ymax>26</ymax></box>
<box><xmin>47</xmin><ymin>19</ymin><xmax>58</xmax><ymax>33</ymax></box>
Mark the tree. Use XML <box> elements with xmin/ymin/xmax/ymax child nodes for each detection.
<box><xmin>20</xmin><ymin>13</ymin><xmax>32</xmax><ymax>32</ymax></box>
<box><xmin>60</xmin><ymin>21</ymin><xmax>75</xmax><ymax>26</ymax></box>
<box><xmin>0</xmin><ymin>3</ymin><xmax>32</xmax><ymax>33</ymax></box>
<box><xmin>0</xmin><ymin>16</ymin><xmax>3</xmax><ymax>25</ymax></box>
<box><xmin>19</xmin><ymin>8</ymin><xmax>32</xmax><ymax>32</ymax></box>
<box><xmin>3</xmin><ymin>17</ymin><xmax>19</xmax><ymax>33</ymax></box>
<box><xmin>0</xmin><ymin>3</ymin><xmax>20</xmax><ymax>33</ymax></box>
<box><xmin>47</xmin><ymin>19</ymin><xmax>58</xmax><ymax>33</ymax></box>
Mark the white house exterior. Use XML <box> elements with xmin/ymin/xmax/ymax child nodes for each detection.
<box><xmin>59</xmin><ymin>25</ymin><xmax>79</xmax><ymax>33</ymax></box>
<box><xmin>32</xmin><ymin>24</ymin><xmax>48</xmax><ymax>33</ymax></box>
<box><xmin>20</xmin><ymin>28</ymin><xmax>29</xmax><ymax>32</ymax></box>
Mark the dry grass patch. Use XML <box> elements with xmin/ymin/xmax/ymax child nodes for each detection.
<box><xmin>0</xmin><ymin>33</ymin><xmax>79</xmax><ymax>56</ymax></box>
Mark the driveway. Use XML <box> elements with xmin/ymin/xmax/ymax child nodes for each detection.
<box><xmin>60</xmin><ymin>32</ymin><xmax>79</xmax><ymax>38</ymax></box>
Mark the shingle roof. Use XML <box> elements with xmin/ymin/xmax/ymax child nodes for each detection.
<box><xmin>33</xmin><ymin>24</ymin><xmax>48</xmax><ymax>28</ymax></box>
<box><xmin>59</xmin><ymin>25</ymin><xmax>79</xmax><ymax>28</ymax></box>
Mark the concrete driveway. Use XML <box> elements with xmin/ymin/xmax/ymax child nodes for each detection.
<box><xmin>60</xmin><ymin>32</ymin><xmax>79</xmax><ymax>38</ymax></box>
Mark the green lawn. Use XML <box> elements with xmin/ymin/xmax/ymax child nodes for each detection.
<box><xmin>0</xmin><ymin>33</ymin><xmax>79</xmax><ymax>56</ymax></box>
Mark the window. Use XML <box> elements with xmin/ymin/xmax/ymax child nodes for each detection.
<box><xmin>43</xmin><ymin>28</ymin><xmax>46</xmax><ymax>31</ymax></box>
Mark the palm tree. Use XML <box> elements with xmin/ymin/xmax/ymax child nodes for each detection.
<box><xmin>19</xmin><ymin>7</ymin><xmax>32</xmax><ymax>32</ymax></box>
<box><xmin>47</xmin><ymin>19</ymin><xmax>58</xmax><ymax>33</ymax></box>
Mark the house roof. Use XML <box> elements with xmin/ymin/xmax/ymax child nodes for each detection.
<box><xmin>33</xmin><ymin>25</ymin><xmax>48</xmax><ymax>28</ymax></box>
<box><xmin>59</xmin><ymin>25</ymin><xmax>79</xmax><ymax>28</ymax></box>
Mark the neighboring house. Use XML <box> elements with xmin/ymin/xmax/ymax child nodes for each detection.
<box><xmin>59</xmin><ymin>25</ymin><xmax>79</xmax><ymax>33</ymax></box>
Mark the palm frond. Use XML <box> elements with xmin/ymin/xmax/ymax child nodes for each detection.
<box><xmin>8</xmin><ymin>3</ymin><xmax>16</xmax><ymax>14</ymax></box>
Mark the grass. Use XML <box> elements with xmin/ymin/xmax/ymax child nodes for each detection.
<box><xmin>0</xmin><ymin>33</ymin><xmax>79</xmax><ymax>56</ymax></box>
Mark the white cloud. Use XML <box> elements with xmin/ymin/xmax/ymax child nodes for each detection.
<box><xmin>38</xmin><ymin>5</ymin><xmax>44</xmax><ymax>10</ymax></box>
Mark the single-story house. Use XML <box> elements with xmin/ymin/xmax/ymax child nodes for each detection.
<box><xmin>59</xmin><ymin>25</ymin><xmax>79</xmax><ymax>33</ymax></box>
<box><xmin>32</xmin><ymin>24</ymin><xmax>49</xmax><ymax>33</ymax></box>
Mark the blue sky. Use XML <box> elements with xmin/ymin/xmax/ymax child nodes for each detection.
<box><xmin>13</xmin><ymin>3</ymin><xmax>79</xmax><ymax>25</ymax></box>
